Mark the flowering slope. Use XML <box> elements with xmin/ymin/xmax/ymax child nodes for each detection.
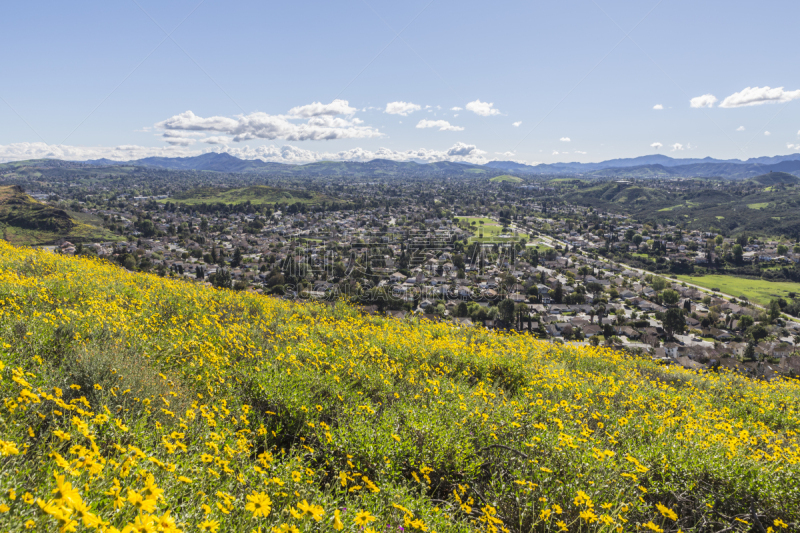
<box><xmin>0</xmin><ymin>241</ymin><xmax>798</xmax><ymax>532</ymax></box>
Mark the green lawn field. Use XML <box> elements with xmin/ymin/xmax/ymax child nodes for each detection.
<box><xmin>455</xmin><ymin>216</ymin><xmax>529</xmax><ymax>243</ymax></box>
<box><xmin>675</xmin><ymin>273</ymin><xmax>800</xmax><ymax>306</ymax></box>
<box><xmin>489</xmin><ymin>174</ymin><xmax>523</xmax><ymax>183</ymax></box>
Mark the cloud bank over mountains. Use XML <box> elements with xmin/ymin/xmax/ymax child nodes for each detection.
<box><xmin>0</xmin><ymin>141</ymin><xmax>491</xmax><ymax>165</ymax></box>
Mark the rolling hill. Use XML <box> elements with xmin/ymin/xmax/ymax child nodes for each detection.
<box><xmin>751</xmin><ymin>171</ymin><xmax>800</xmax><ymax>186</ymax></box>
<box><xmin>489</xmin><ymin>174</ymin><xmax>523</xmax><ymax>183</ymax></box>
<box><xmin>167</xmin><ymin>185</ymin><xmax>339</xmax><ymax>206</ymax></box>
<box><xmin>0</xmin><ymin>185</ymin><xmax>117</xmax><ymax>245</ymax></box>
<box><xmin>552</xmin><ymin>179</ymin><xmax>800</xmax><ymax>237</ymax></box>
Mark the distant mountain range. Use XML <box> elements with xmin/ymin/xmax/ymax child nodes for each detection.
<box><xmin>66</xmin><ymin>151</ymin><xmax>800</xmax><ymax>179</ymax></box>
<box><xmin>485</xmin><ymin>153</ymin><xmax>800</xmax><ymax>177</ymax></box>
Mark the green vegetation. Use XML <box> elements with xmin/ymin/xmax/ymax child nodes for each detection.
<box><xmin>1</xmin><ymin>243</ymin><xmax>799</xmax><ymax>532</ymax></box>
<box><xmin>455</xmin><ymin>216</ymin><xmax>529</xmax><ymax>243</ymax></box>
<box><xmin>549</xmin><ymin>179</ymin><xmax>800</xmax><ymax>238</ymax></box>
<box><xmin>0</xmin><ymin>185</ymin><xmax>117</xmax><ymax>245</ymax></box>
<box><xmin>751</xmin><ymin>172</ymin><xmax>800</xmax><ymax>186</ymax></box>
<box><xmin>676</xmin><ymin>274</ymin><xmax>800</xmax><ymax>306</ymax></box>
<box><xmin>489</xmin><ymin>175</ymin><xmax>523</xmax><ymax>183</ymax></box>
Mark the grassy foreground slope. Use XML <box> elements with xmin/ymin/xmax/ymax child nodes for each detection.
<box><xmin>0</xmin><ymin>243</ymin><xmax>798</xmax><ymax>533</ymax></box>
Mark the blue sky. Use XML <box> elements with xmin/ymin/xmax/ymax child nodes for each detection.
<box><xmin>1</xmin><ymin>0</ymin><xmax>799</xmax><ymax>164</ymax></box>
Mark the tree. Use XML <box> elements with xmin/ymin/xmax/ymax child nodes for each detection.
<box><xmin>212</xmin><ymin>268</ymin><xmax>232</xmax><ymax>289</ymax></box>
<box><xmin>333</xmin><ymin>261</ymin><xmax>346</xmax><ymax>279</ymax></box>
<box><xmin>777</xmin><ymin>244</ymin><xmax>789</xmax><ymax>256</ymax></box>
<box><xmin>746</xmin><ymin>323</ymin><xmax>768</xmax><ymax>342</ymax></box>
<box><xmin>498</xmin><ymin>299</ymin><xmax>516</xmax><ymax>324</ymax></box>
<box><xmin>661</xmin><ymin>289</ymin><xmax>679</xmax><ymax>306</ymax></box>
<box><xmin>230</xmin><ymin>247</ymin><xmax>243</xmax><ymax>268</ymax></box>
<box><xmin>554</xmin><ymin>282</ymin><xmax>563</xmax><ymax>304</ymax></box>
<box><xmin>738</xmin><ymin>314</ymin><xmax>754</xmax><ymax>331</ymax></box>
<box><xmin>715</xmin><ymin>235</ymin><xmax>723</xmax><ymax>246</ymax></box>
<box><xmin>632</xmin><ymin>234</ymin><xmax>643</xmax><ymax>246</ymax></box>
<box><xmin>662</xmin><ymin>307</ymin><xmax>685</xmax><ymax>339</ymax></box>
<box><xmin>768</xmin><ymin>299</ymin><xmax>782</xmax><ymax>322</ymax></box>
<box><xmin>651</xmin><ymin>277</ymin><xmax>668</xmax><ymax>291</ymax></box>
<box><xmin>122</xmin><ymin>254</ymin><xmax>137</xmax><ymax>271</ymax></box>
<box><xmin>456</xmin><ymin>302</ymin><xmax>469</xmax><ymax>317</ymax></box>
<box><xmin>732</xmin><ymin>244</ymin><xmax>743</xmax><ymax>264</ymax></box>
<box><xmin>137</xmin><ymin>219</ymin><xmax>156</xmax><ymax>238</ymax></box>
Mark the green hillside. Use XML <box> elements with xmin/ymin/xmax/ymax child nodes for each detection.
<box><xmin>0</xmin><ymin>242</ymin><xmax>798</xmax><ymax>532</ymax></box>
<box><xmin>167</xmin><ymin>185</ymin><xmax>338</xmax><ymax>206</ymax></box>
<box><xmin>751</xmin><ymin>171</ymin><xmax>800</xmax><ymax>186</ymax></box>
<box><xmin>551</xmin><ymin>180</ymin><xmax>800</xmax><ymax>238</ymax></box>
<box><xmin>489</xmin><ymin>175</ymin><xmax>523</xmax><ymax>183</ymax></box>
<box><xmin>0</xmin><ymin>185</ymin><xmax>117</xmax><ymax>245</ymax></box>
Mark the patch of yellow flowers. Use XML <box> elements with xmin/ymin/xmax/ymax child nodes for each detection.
<box><xmin>0</xmin><ymin>241</ymin><xmax>798</xmax><ymax>532</ymax></box>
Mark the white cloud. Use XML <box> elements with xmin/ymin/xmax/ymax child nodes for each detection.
<box><xmin>719</xmin><ymin>86</ymin><xmax>800</xmax><ymax>108</ymax></box>
<box><xmin>161</xmin><ymin>130</ymin><xmax>204</xmax><ymax>140</ymax></box>
<box><xmin>450</xmin><ymin>107</ymin><xmax>462</xmax><ymax>111</ymax></box>
<box><xmin>495</xmin><ymin>151</ymin><xmax>516</xmax><ymax>157</ymax></box>
<box><xmin>446</xmin><ymin>142</ymin><xmax>484</xmax><ymax>157</ymax></box>
<box><xmin>764</xmin><ymin>131</ymin><xmax>771</xmax><ymax>136</ymax></box>
<box><xmin>690</xmin><ymin>94</ymin><xmax>717</xmax><ymax>108</ymax></box>
<box><xmin>288</xmin><ymin>99</ymin><xmax>356</xmax><ymax>117</ymax></box>
<box><xmin>574</xmin><ymin>151</ymin><xmax>587</xmax><ymax>155</ymax></box>
<box><xmin>651</xmin><ymin>142</ymin><xmax>663</xmax><ymax>149</ymax></box>
<box><xmin>0</xmin><ymin>141</ymin><xmax>494</xmax><ymax>165</ymax></box>
<box><xmin>415</xmin><ymin>119</ymin><xmax>464</xmax><ymax>132</ymax></box>
<box><xmin>385</xmin><ymin>101</ymin><xmax>421</xmax><ymax>116</ymax></box>
<box><xmin>736</xmin><ymin>126</ymin><xmax>745</xmax><ymax>131</ymax></box>
<box><xmin>0</xmin><ymin>142</ymin><xmax>198</xmax><ymax>163</ymax></box>
<box><xmin>164</xmin><ymin>138</ymin><xmax>195</xmax><ymax>147</ymax></box>
<box><xmin>512</xmin><ymin>121</ymin><xmax>522</xmax><ymax>127</ymax></box>
<box><xmin>560</xmin><ymin>137</ymin><xmax>571</xmax><ymax>142</ymax></box>
<box><xmin>203</xmin><ymin>136</ymin><xmax>231</xmax><ymax>145</ymax></box>
<box><xmin>156</xmin><ymin>109</ymin><xmax>382</xmax><ymax>142</ymax></box>
<box><xmin>653</xmin><ymin>104</ymin><xmax>663</xmax><ymax>110</ymax></box>
<box><xmin>788</xmin><ymin>143</ymin><xmax>800</xmax><ymax>151</ymax></box>
<box><xmin>552</xmin><ymin>151</ymin><xmax>559</xmax><ymax>155</ymax></box>
<box><xmin>671</xmin><ymin>143</ymin><xmax>684</xmax><ymax>151</ymax></box>
<box><xmin>466</xmin><ymin>99</ymin><xmax>501</xmax><ymax>116</ymax></box>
